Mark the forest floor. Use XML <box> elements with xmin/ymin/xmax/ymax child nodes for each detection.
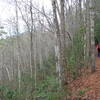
<box><xmin>68</xmin><ymin>57</ymin><xmax>100</xmax><ymax>100</ymax></box>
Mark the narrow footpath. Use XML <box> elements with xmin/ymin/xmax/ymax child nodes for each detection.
<box><xmin>69</xmin><ymin>58</ymin><xmax>100</xmax><ymax>100</ymax></box>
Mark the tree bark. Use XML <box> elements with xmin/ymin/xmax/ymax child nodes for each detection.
<box><xmin>90</xmin><ymin>0</ymin><xmax>96</xmax><ymax>72</ymax></box>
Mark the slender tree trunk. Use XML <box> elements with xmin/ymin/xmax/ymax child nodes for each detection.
<box><xmin>52</xmin><ymin>0</ymin><xmax>62</xmax><ymax>87</ymax></box>
<box><xmin>52</xmin><ymin>0</ymin><xmax>67</xmax><ymax>87</ymax></box>
<box><xmin>60</xmin><ymin>0</ymin><xmax>67</xmax><ymax>85</ymax></box>
<box><xmin>90</xmin><ymin>0</ymin><xmax>96</xmax><ymax>72</ymax></box>
<box><xmin>30</xmin><ymin>0</ymin><xmax>34</xmax><ymax>79</ymax></box>
<box><xmin>5</xmin><ymin>67</ymin><xmax>11</xmax><ymax>81</ymax></box>
<box><xmin>15</xmin><ymin>0</ymin><xmax>21</xmax><ymax>93</ymax></box>
<box><xmin>85</xmin><ymin>0</ymin><xmax>91</xmax><ymax>66</ymax></box>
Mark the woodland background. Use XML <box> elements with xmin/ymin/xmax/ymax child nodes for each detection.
<box><xmin>0</xmin><ymin>0</ymin><xmax>99</xmax><ymax>100</ymax></box>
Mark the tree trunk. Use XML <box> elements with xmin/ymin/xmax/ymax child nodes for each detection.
<box><xmin>52</xmin><ymin>0</ymin><xmax>62</xmax><ymax>87</ymax></box>
<box><xmin>90</xmin><ymin>0</ymin><xmax>96</xmax><ymax>72</ymax></box>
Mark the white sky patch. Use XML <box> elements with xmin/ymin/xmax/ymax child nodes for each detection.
<box><xmin>0</xmin><ymin>0</ymin><xmax>52</xmax><ymax>34</ymax></box>
<box><xmin>0</xmin><ymin>0</ymin><xmax>52</xmax><ymax>21</ymax></box>
<box><xmin>40</xmin><ymin>0</ymin><xmax>52</xmax><ymax>9</ymax></box>
<box><xmin>0</xmin><ymin>0</ymin><xmax>14</xmax><ymax>21</ymax></box>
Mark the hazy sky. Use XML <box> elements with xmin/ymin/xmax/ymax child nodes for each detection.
<box><xmin>0</xmin><ymin>0</ymin><xmax>52</xmax><ymax>34</ymax></box>
<box><xmin>0</xmin><ymin>0</ymin><xmax>14</xmax><ymax>23</ymax></box>
<box><xmin>0</xmin><ymin>0</ymin><xmax>51</xmax><ymax>21</ymax></box>
<box><xmin>0</xmin><ymin>0</ymin><xmax>9</xmax><ymax>20</ymax></box>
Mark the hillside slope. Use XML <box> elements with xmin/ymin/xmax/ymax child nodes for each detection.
<box><xmin>69</xmin><ymin>58</ymin><xmax>100</xmax><ymax>100</ymax></box>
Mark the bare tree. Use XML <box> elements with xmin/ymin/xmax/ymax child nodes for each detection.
<box><xmin>90</xmin><ymin>0</ymin><xmax>96</xmax><ymax>72</ymax></box>
<box><xmin>15</xmin><ymin>0</ymin><xmax>21</xmax><ymax>93</ymax></box>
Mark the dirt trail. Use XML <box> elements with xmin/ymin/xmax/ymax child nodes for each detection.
<box><xmin>69</xmin><ymin>58</ymin><xmax>100</xmax><ymax>100</ymax></box>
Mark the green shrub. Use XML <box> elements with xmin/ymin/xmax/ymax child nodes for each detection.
<box><xmin>78</xmin><ymin>89</ymin><xmax>86</xmax><ymax>95</ymax></box>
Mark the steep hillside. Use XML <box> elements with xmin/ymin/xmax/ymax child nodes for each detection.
<box><xmin>69</xmin><ymin>58</ymin><xmax>100</xmax><ymax>100</ymax></box>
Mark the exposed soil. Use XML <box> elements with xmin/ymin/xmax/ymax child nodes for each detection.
<box><xmin>69</xmin><ymin>58</ymin><xmax>100</xmax><ymax>100</ymax></box>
